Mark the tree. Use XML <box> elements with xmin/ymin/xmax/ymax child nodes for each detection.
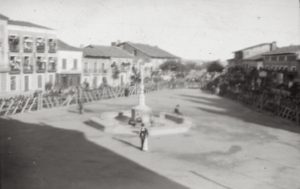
<box><xmin>206</xmin><ymin>60</ymin><xmax>224</xmax><ymax>73</ymax></box>
<box><xmin>112</xmin><ymin>65</ymin><xmax>120</xmax><ymax>80</ymax></box>
<box><xmin>130</xmin><ymin>66</ymin><xmax>141</xmax><ymax>85</ymax></box>
<box><xmin>159</xmin><ymin>60</ymin><xmax>184</xmax><ymax>72</ymax></box>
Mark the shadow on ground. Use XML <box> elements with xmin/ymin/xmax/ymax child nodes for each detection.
<box><xmin>0</xmin><ymin>118</ymin><xmax>187</xmax><ymax>189</ymax></box>
<box><xmin>84</xmin><ymin>120</ymin><xmax>105</xmax><ymax>131</ymax></box>
<box><xmin>179</xmin><ymin>93</ymin><xmax>300</xmax><ymax>134</ymax></box>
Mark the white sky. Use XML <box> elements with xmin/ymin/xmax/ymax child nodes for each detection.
<box><xmin>0</xmin><ymin>0</ymin><xmax>299</xmax><ymax>60</ymax></box>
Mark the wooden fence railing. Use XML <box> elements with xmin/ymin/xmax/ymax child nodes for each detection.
<box><xmin>0</xmin><ymin>81</ymin><xmax>190</xmax><ymax>117</ymax></box>
<box><xmin>217</xmin><ymin>89</ymin><xmax>300</xmax><ymax>125</ymax></box>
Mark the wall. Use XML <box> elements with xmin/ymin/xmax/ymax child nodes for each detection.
<box><xmin>82</xmin><ymin>57</ymin><xmax>110</xmax><ymax>88</ymax></box>
<box><xmin>242</xmin><ymin>44</ymin><xmax>272</xmax><ymax>59</ymax></box>
<box><xmin>264</xmin><ymin>54</ymin><xmax>298</xmax><ymax>71</ymax></box>
<box><xmin>57</xmin><ymin>50</ymin><xmax>82</xmax><ymax>74</ymax></box>
<box><xmin>5</xmin><ymin>25</ymin><xmax>57</xmax><ymax>94</ymax></box>
<box><xmin>110</xmin><ymin>57</ymin><xmax>133</xmax><ymax>86</ymax></box>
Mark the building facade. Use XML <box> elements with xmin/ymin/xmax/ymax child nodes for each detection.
<box><xmin>113</xmin><ymin>41</ymin><xmax>180</xmax><ymax>77</ymax></box>
<box><xmin>263</xmin><ymin>45</ymin><xmax>300</xmax><ymax>72</ymax></box>
<box><xmin>0</xmin><ymin>14</ymin><xmax>57</xmax><ymax>96</ymax></box>
<box><xmin>230</xmin><ymin>42</ymin><xmax>277</xmax><ymax>69</ymax></box>
<box><xmin>82</xmin><ymin>45</ymin><xmax>133</xmax><ymax>88</ymax></box>
<box><xmin>56</xmin><ymin>40</ymin><xmax>82</xmax><ymax>89</ymax></box>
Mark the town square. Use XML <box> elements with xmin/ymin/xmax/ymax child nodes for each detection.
<box><xmin>1</xmin><ymin>0</ymin><xmax>300</xmax><ymax>189</ymax></box>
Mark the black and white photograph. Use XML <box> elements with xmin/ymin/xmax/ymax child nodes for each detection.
<box><xmin>0</xmin><ymin>0</ymin><xmax>300</xmax><ymax>188</ymax></box>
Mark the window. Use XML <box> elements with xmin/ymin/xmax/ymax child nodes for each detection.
<box><xmin>94</xmin><ymin>62</ymin><xmax>97</xmax><ymax>73</ymax></box>
<box><xmin>37</xmin><ymin>75</ymin><xmax>43</xmax><ymax>88</ymax></box>
<box><xmin>24</xmin><ymin>76</ymin><xmax>29</xmax><ymax>91</ymax></box>
<box><xmin>287</xmin><ymin>55</ymin><xmax>296</xmax><ymax>61</ymax></box>
<box><xmin>84</xmin><ymin>62</ymin><xmax>88</xmax><ymax>73</ymax></box>
<box><xmin>9</xmin><ymin>56</ymin><xmax>21</xmax><ymax>73</ymax></box>
<box><xmin>8</xmin><ymin>35</ymin><xmax>20</xmax><ymax>52</ymax></box>
<box><xmin>36</xmin><ymin>57</ymin><xmax>46</xmax><ymax>72</ymax></box>
<box><xmin>279</xmin><ymin>55</ymin><xmax>285</xmax><ymax>61</ymax></box>
<box><xmin>10</xmin><ymin>76</ymin><xmax>16</xmax><ymax>91</ymax></box>
<box><xmin>134</xmin><ymin>50</ymin><xmax>137</xmax><ymax>56</ymax></box>
<box><xmin>73</xmin><ymin>59</ymin><xmax>78</xmax><ymax>70</ymax></box>
<box><xmin>48</xmin><ymin>39</ymin><xmax>56</xmax><ymax>53</ymax></box>
<box><xmin>49</xmin><ymin>75</ymin><xmax>53</xmax><ymax>84</ymax></box>
<box><xmin>36</xmin><ymin>37</ymin><xmax>45</xmax><ymax>53</ymax></box>
<box><xmin>23</xmin><ymin>36</ymin><xmax>33</xmax><ymax>53</ymax></box>
<box><xmin>271</xmin><ymin>56</ymin><xmax>277</xmax><ymax>61</ymax></box>
<box><xmin>62</xmin><ymin>59</ymin><xmax>67</xmax><ymax>69</ymax></box>
<box><xmin>23</xmin><ymin>56</ymin><xmax>33</xmax><ymax>73</ymax></box>
<box><xmin>48</xmin><ymin>57</ymin><xmax>56</xmax><ymax>72</ymax></box>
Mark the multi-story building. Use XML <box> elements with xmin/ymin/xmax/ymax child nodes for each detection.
<box><xmin>112</xmin><ymin>41</ymin><xmax>180</xmax><ymax>77</ymax></box>
<box><xmin>0</xmin><ymin>14</ymin><xmax>57</xmax><ymax>96</ymax></box>
<box><xmin>262</xmin><ymin>45</ymin><xmax>300</xmax><ymax>72</ymax></box>
<box><xmin>229</xmin><ymin>42</ymin><xmax>277</xmax><ymax>69</ymax></box>
<box><xmin>56</xmin><ymin>40</ymin><xmax>82</xmax><ymax>89</ymax></box>
<box><xmin>82</xmin><ymin>45</ymin><xmax>133</xmax><ymax>88</ymax></box>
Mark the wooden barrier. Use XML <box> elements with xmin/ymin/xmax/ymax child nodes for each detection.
<box><xmin>0</xmin><ymin>81</ymin><xmax>191</xmax><ymax>117</ymax></box>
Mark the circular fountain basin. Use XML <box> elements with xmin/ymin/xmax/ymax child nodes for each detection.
<box><xmin>90</xmin><ymin>110</ymin><xmax>193</xmax><ymax>136</ymax></box>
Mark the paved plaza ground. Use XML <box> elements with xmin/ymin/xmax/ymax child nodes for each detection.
<box><xmin>1</xmin><ymin>89</ymin><xmax>300</xmax><ymax>189</ymax></box>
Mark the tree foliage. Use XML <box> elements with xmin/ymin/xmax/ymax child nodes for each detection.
<box><xmin>159</xmin><ymin>60</ymin><xmax>186</xmax><ymax>73</ymax></box>
<box><xmin>206</xmin><ymin>60</ymin><xmax>224</xmax><ymax>73</ymax></box>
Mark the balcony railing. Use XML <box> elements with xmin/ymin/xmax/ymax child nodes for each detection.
<box><xmin>23</xmin><ymin>65</ymin><xmax>34</xmax><ymax>74</ymax></box>
<box><xmin>9</xmin><ymin>37</ymin><xmax>20</xmax><ymax>52</ymax></box>
<box><xmin>9</xmin><ymin>65</ymin><xmax>21</xmax><ymax>74</ymax></box>
<box><xmin>48</xmin><ymin>40</ymin><xmax>57</xmax><ymax>53</ymax></box>
<box><xmin>23</xmin><ymin>47</ymin><xmax>33</xmax><ymax>53</ymax></box>
<box><xmin>9</xmin><ymin>45</ymin><xmax>19</xmax><ymax>52</ymax></box>
<box><xmin>36</xmin><ymin>45</ymin><xmax>45</xmax><ymax>53</ymax></box>
<box><xmin>36</xmin><ymin>62</ymin><xmax>46</xmax><ymax>73</ymax></box>
<box><xmin>48</xmin><ymin>64</ymin><xmax>57</xmax><ymax>72</ymax></box>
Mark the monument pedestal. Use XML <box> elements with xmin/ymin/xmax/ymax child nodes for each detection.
<box><xmin>132</xmin><ymin>104</ymin><xmax>152</xmax><ymax>125</ymax></box>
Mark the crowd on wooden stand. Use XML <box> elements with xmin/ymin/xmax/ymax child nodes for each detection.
<box><xmin>202</xmin><ymin>66</ymin><xmax>300</xmax><ymax>124</ymax></box>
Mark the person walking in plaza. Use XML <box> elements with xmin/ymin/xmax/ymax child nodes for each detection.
<box><xmin>139</xmin><ymin>123</ymin><xmax>149</xmax><ymax>151</ymax></box>
<box><xmin>77</xmin><ymin>87</ymin><xmax>83</xmax><ymax>114</ymax></box>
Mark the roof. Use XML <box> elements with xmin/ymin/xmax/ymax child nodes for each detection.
<box><xmin>8</xmin><ymin>20</ymin><xmax>53</xmax><ymax>30</ymax></box>
<box><xmin>243</xmin><ymin>54</ymin><xmax>263</xmax><ymax>61</ymax></box>
<box><xmin>234</xmin><ymin>42</ymin><xmax>272</xmax><ymax>52</ymax></box>
<box><xmin>263</xmin><ymin>45</ymin><xmax>300</xmax><ymax>56</ymax></box>
<box><xmin>57</xmin><ymin>40</ymin><xmax>82</xmax><ymax>52</ymax></box>
<box><xmin>122</xmin><ymin>42</ymin><xmax>178</xmax><ymax>59</ymax></box>
<box><xmin>0</xmin><ymin>14</ymin><xmax>9</xmax><ymax>20</ymax></box>
<box><xmin>83</xmin><ymin>45</ymin><xmax>133</xmax><ymax>58</ymax></box>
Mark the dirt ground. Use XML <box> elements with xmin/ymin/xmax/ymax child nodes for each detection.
<box><xmin>1</xmin><ymin>88</ymin><xmax>300</xmax><ymax>189</ymax></box>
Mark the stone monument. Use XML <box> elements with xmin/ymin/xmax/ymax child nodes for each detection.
<box><xmin>131</xmin><ymin>59</ymin><xmax>152</xmax><ymax>125</ymax></box>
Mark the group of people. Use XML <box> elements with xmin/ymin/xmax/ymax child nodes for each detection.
<box><xmin>202</xmin><ymin>66</ymin><xmax>300</xmax><ymax>117</ymax></box>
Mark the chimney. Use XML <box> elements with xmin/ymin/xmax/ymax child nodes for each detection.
<box><xmin>111</xmin><ymin>42</ymin><xmax>116</xmax><ymax>46</ymax></box>
<box><xmin>270</xmin><ymin>41</ymin><xmax>277</xmax><ymax>51</ymax></box>
<box><xmin>111</xmin><ymin>40</ymin><xmax>121</xmax><ymax>47</ymax></box>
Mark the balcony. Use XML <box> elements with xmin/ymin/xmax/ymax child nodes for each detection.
<box><xmin>48</xmin><ymin>57</ymin><xmax>57</xmax><ymax>72</ymax></box>
<box><xmin>23</xmin><ymin>37</ymin><xmax>33</xmax><ymax>53</ymax></box>
<box><xmin>36</xmin><ymin>61</ymin><xmax>46</xmax><ymax>73</ymax></box>
<box><xmin>9</xmin><ymin>62</ymin><xmax>21</xmax><ymax>74</ymax></box>
<box><xmin>9</xmin><ymin>36</ymin><xmax>20</xmax><ymax>52</ymax></box>
<box><xmin>48</xmin><ymin>63</ymin><xmax>57</xmax><ymax>73</ymax></box>
<box><xmin>36</xmin><ymin>38</ymin><xmax>45</xmax><ymax>53</ymax></box>
<box><xmin>23</xmin><ymin>64</ymin><xmax>34</xmax><ymax>74</ymax></box>
<box><xmin>48</xmin><ymin>39</ymin><xmax>57</xmax><ymax>53</ymax></box>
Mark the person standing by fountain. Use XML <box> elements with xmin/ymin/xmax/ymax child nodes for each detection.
<box><xmin>139</xmin><ymin>123</ymin><xmax>149</xmax><ymax>151</ymax></box>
